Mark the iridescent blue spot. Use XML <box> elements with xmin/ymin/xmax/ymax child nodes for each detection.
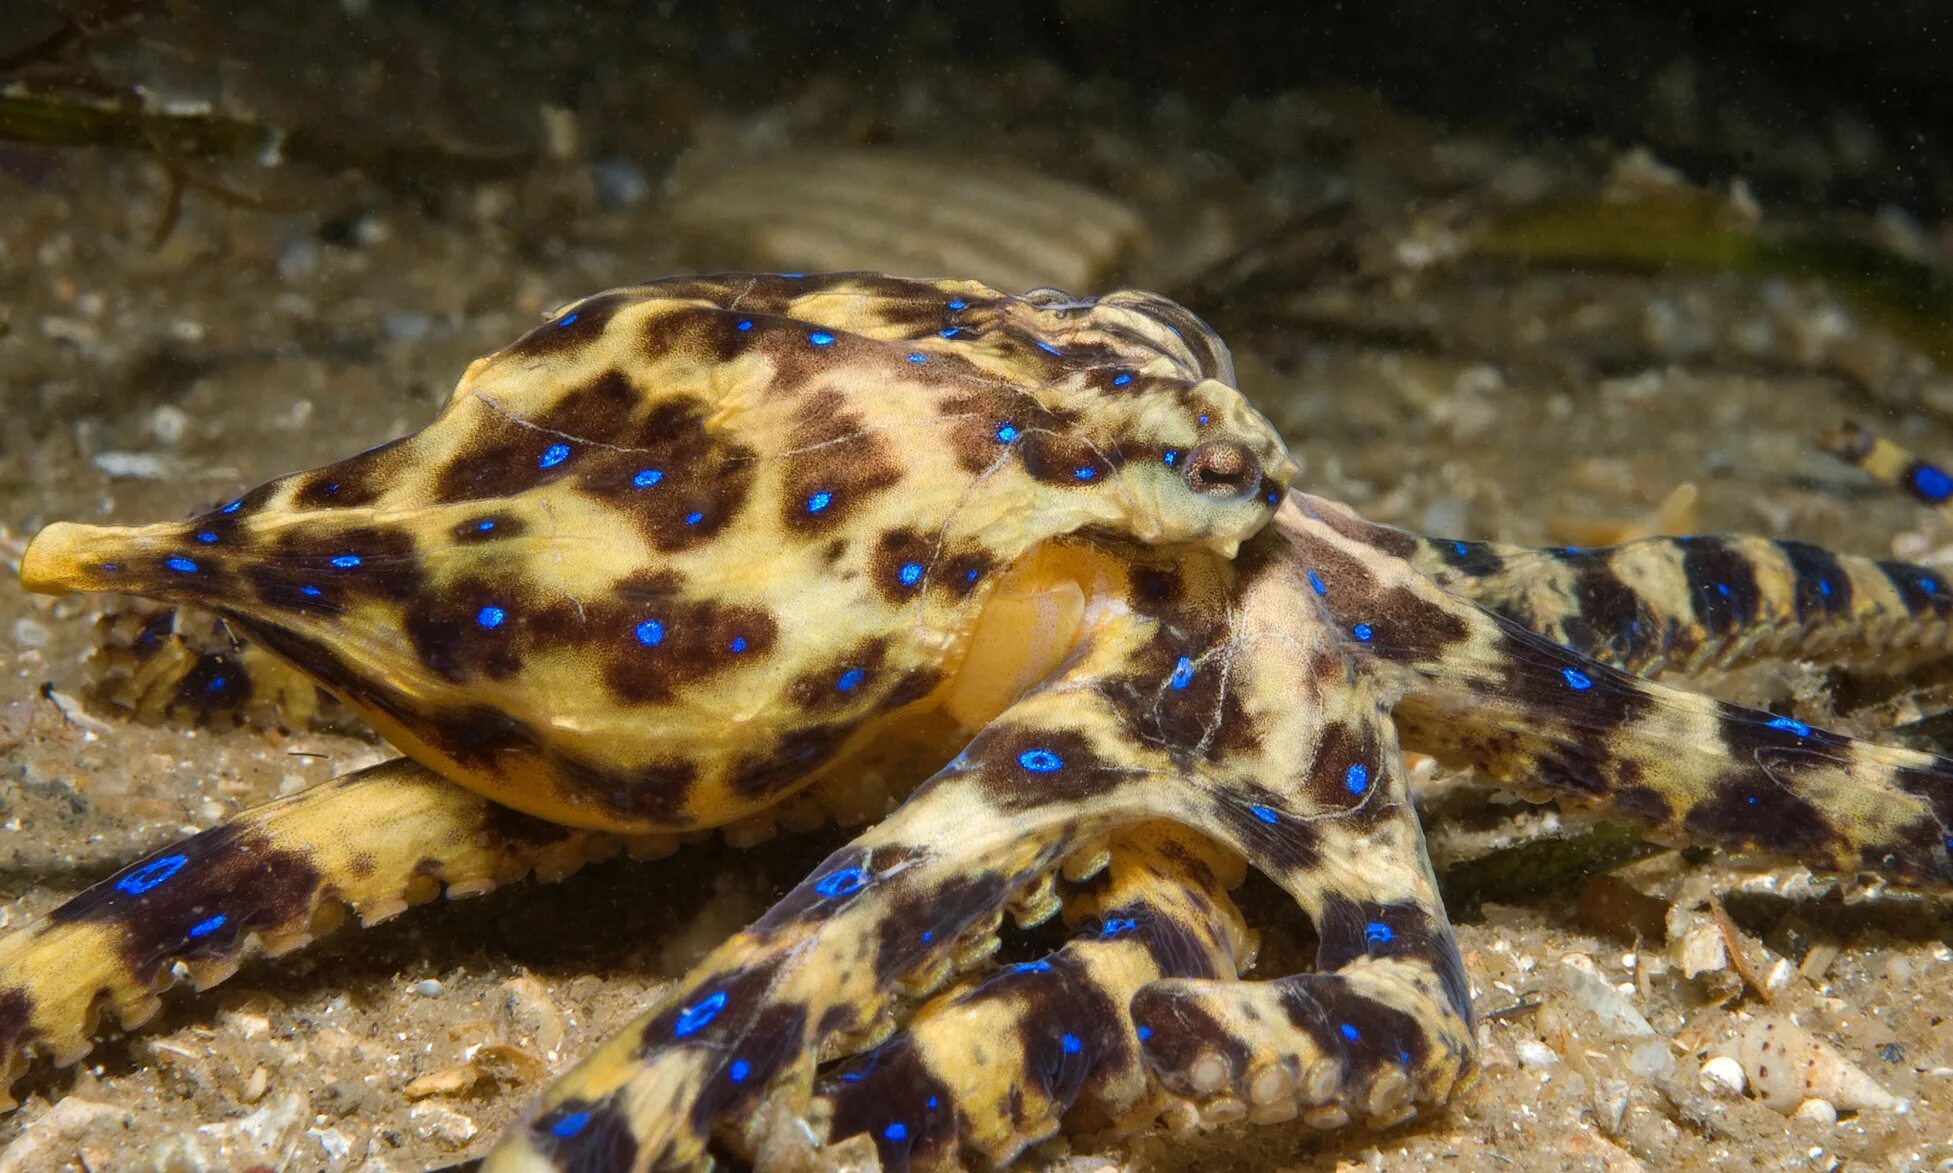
<box><xmin>1923</xmin><ymin>575</ymin><xmax>1941</xmax><ymax>596</ymax></box>
<box><xmin>196</xmin><ymin>531</ymin><xmax>218</xmax><ymax>544</ymax></box>
<box><xmin>1137</xmin><ymin>1026</ymin><xmax>1152</xmax><ymax>1041</ymax></box>
<box><xmin>1250</xmin><ymin>805</ymin><xmax>1279</xmax><ymax>825</ymax></box>
<box><xmin>165</xmin><ymin>556</ymin><xmax>198</xmax><ymax>574</ymax></box>
<box><xmin>1012</xmin><ymin>959</ymin><xmax>1053</xmax><ymax>974</ymax></box>
<box><xmin>1767</xmin><ymin>715</ymin><xmax>1811</xmax><ymax>737</ymax></box>
<box><xmin>539</xmin><ymin>443</ymin><xmax>571</xmax><ymax>469</ymax></box>
<box><xmin>1198</xmin><ymin>413</ymin><xmax>1210</xmax><ymax>426</ymax></box>
<box><xmin>476</xmin><ymin>519</ymin><xmax>497</xmax><ymax>532</ymax></box>
<box><xmin>550</xmin><ymin>1110</ymin><xmax>591</xmax><ymax>1138</ymax></box>
<box><xmin>116</xmin><ymin>853</ymin><xmax>187</xmax><ymax>896</ymax></box>
<box><xmin>206</xmin><ymin>675</ymin><xmax>226</xmax><ymax>693</ymax></box>
<box><xmin>736</xmin><ymin>319</ymin><xmax>753</xmax><ymax>332</ymax></box>
<box><xmin>685</xmin><ymin>511</ymin><xmax>704</xmax><ymax>526</ymax></box>
<box><xmin>1113</xmin><ymin>372</ymin><xmax>1133</xmax><ymax>387</ymax></box>
<box><xmin>898</xmin><ymin>562</ymin><xmax>924</xmax><ymax>587</ymax></box>
<box><xmin>476</xmin><ymin>605</ymin><xmax>505</xmax><ymax>629</ymax></box>
<box><xmin>1266</xmin><ymin>489</ymin><xmax>1281</xmax><ymax>504</ymax></box>
<box><xmin>1036</xmin><ymin>340</ymin><xmax>1061</xmax><ymax>356</ymax></box>
<box><xmin>1061</xmin><ymin>1033</ymin><xmax>1082</xmax><ymax>1054</ymax></box>
<box><xmin>1100</xmin><ymin>916</ymin><xmax>1138</xmax><ymax>937</ymax></box>
<box><xmin>1339</xmin><ymin>1022</ymin><xmax>1360</xmax><ymax>1043</ymax></box>
<box><xmin>1351</xmin><ymin>623</ymin><xmax>1373</xmax><ymax>642</ymax></box>
<box><xmin>636</xmin><ymin>619</ymin><xmax>665</xmax><ymax>647</ymax></box>
<box><xmin>1818</xmin><ymin>578</ymin><xmax>1834</xmax><ymax>597</ymax></box>
<box><xmin>807</xmin><ymin>490</ymin><xmax>832</xmax><ymax>513</ymax></box>
<box><xmin>1018</xmin><ymin>749</ymin><xmax>1063</xmax><ymax>772</ymax></box>
<box><xmin>672</xmin><ymin>990</ymin><xmax>728</xmax><ymax>1037</ymax></box>
<box><xmin>99</xmin><ymin>563</ymin><xmax>120</xmax><ymax>572</ymax></box>
<box><xmin>300</xmin><ymin>585</ymin><xmax>322</xmax><ymax>598</ymax></box>
<box><xmin>220</xmin><ymin>500</ymin><xmax>242</xmax><ymax>514</ymax></box>
<box><xmin>920</xmin><ymin>930</ymin><xmax>933</xmax><ymax>944</ymax></box>
<box><xmin>995</xmin><ymin>423</ymin><xmax>1019</xmax><ymax>443</ymax></box>
<box><xmin>884</xmin><ymin>1122</ymin><xmax>908</xmax><ymax>1143</ymax></box>
<box><xmin>729</xmin><ymin>636</ymin><xmax>747</xmax><ymax>653</ymax></box>
<box><xmin>940</xmin><ymin>327</ymin><xmax>963</xmax><ymax>339</ymax></box>
<box><xmin>926</xmin><ymin>1096</ymin><xmax>939</xmax><ymax>1110</ymax></box>
<box><xmin>840</xmin><ymin>1070</ymin><xmax>866</xmax><ymax>1084</ymax></box>
<box><xmin>1365</xmin><ymin>921</ymin><xmax>1394</xmax><ymax>946</ymax></box>
<box><xmin>557</xmin><ymin>313</ymin><xmax>579</xmax><ymax>329</ymax></box>
<box><xmin>1162</xmin><ymin>449</ymin><xmax>1180</xmax><ymax>466</ymax></box>
<box><xmin>1562</xmin><ymin>667</ymin><xmax>1594</xmax><ymax>691</ymax></box>
<box><xmin>907</xmin><ymin>352</ymin><xmax>927</xmax><ymax>363</ymax></box>
<box><xmin>1746</xmin><ymin>794</ymin><xmax>1759</xmax><ymax>806</ymax></box>
<box><xmin>965</xmin><ymin>567</ymin><xmax>981</xmax><ymax>584</ymax></box>
<box><xmin>1307</xmin><ymin>569</ymin><xmax>1327</xmax><ymax>596</ymax></box>
<box><xmin>1170</xmin><ymin>656</ymin><xmax>1194</xmax><ymax>690</ymax></box>
<box><xmin>781</xmin><ymin>272</ymin><xmax>804</xmax><ymax>278</ymax></box>
<box><xmin>809</xmin><ymin>331</ymin><xmax>836</xmax><ymax>347</ymax></box>
<box><xmin>1452</xmin><ymin>541</ymin><xmax>1469</xmax><ymax>556</ymax></box>
<box><xmin>633</xmin><ymin>468</ymin><xmax>664</xmax><ymax>488</ymax></box>
<box><xmin>1716</xmin><ymin>582</ymin><xmax>1731</xmax><ymax>597</ymax></box>
<box><xmin>330</xmin><ymin>554</ymin><xmax>361</xmax><ymax>569</ymax></box>
<box><xmin>1073</xmin><ymin>466</ymin><xmax>1096</xmax><ymax>481</ymax></box>
<box><xmin>837</xmin><ymin>667</ymin><xmax>865</xmax><ymax>692</ymax></box>
<box><xmin>814</xmin><ymin>867</ymin><xmax>869</xmax><ymax>899</ymax></box>
<box><xmin>946</xmin><ymin>298</ymin><xmax>967</xmax><ymax>310</ymax></box>
<box><xmin>188</xmin><ymin>913</ymin><xmax>227</xmax><ymax>939</ymax></box>
<box><xmin>1911</xmin><ymin>464</ymin><xmax>1953</xmax><ymax>502</ymax></box>
<box><xmin>729</xmin><ymin>1058</ymin><xmax>751</xmax><ymax>1083</ymax></box>
<box><xmin>1345</xmin><ymin>763</ymin><xmax>1369</xmax><ymax>794</ymax></box>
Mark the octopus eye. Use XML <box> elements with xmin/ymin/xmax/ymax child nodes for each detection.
<box><xmin>1184</xmin><ymin>439</ymin><xmax>1261</xmax><ymax>502</ymax></box>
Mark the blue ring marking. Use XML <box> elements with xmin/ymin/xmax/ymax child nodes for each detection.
<box><xmin>1746</xmin><ymin>795</ymin><xmax>1759</xmax><ymax>806</ymax></box>
<box><xmin>1767</xmin><ymin>715</ymin><xmax>1811</xmax><ymax>737</ymax></box>
<box><xmin>476</xmin><ymin>605</ymin><xmax>506</xmax><ymax>629</ymax></box>
<box><xmin>206</xmin><ymin>675</ymin><xmax>227</xmax><ymax>693</ymax></box>
<box><xmin>330</xmin><ymin>554</ymin><xmax>361</xmax><ymax>569</ymax></box>
<box><xmin>1198</xmin><ymin>413</ymin><xmax>1210</xmax><ymax>426</ymax></box>
<box><xmin>188</xmin><ymin>913</ymin><xmax>227</xmax><ymax>939</ymax></box>
<box><xmin>1716</xmin><ymin>582</ymin><xmax>1731</xmax><ymax>597</ymax></box>
<box><xmin>165</xmin><ymin>556</ymin><xmax>198</xmax><ymax>574</ymax></box>
<box><xmin>1036</xmin><ymin>340</ymin><xmax>1061</xmax><ymax>356</ymax></box>
<box><xmin>220</xmin><ymin>500</ymin><xmax>242</xmax><ymax>514</ymax></box>
<box><xmin>633</xmin><ymin>468</ymin><xmax>664</xmax><ymax>488</ymax></box>
<box><xmin>539</xmin><ymin>443</ymin><xmax>571</xmax><ymax>469</ymax></box>
<box><xmin>837</xmin><ymin>667</ymin><xmax>866</xmax><ymax>692</ymax></box>
<box><xmin>1561</xmin><ymin>667</ymin><xmax>1594</xmax><ymax>691</ymax></box>
<box><xmin>995</xmin><ymin>423</ymin><xmax>1019</xmax><ymax>443</ymax></box>
<box><xmin>636</xmin><ymin>619</ymin><xmax>665</xmax><ymax>647</ymax></box>
<box><xmin>684</xmin><ymin>511</ymin><xmax>704</xmax><ymax>526</ymax></box>
<box><xmin>672</xmin><ymin>990</ymin><xmax>728</xmax><ymax>1037</ymax></box>
<box><xmin>1818</xmin><ymin>578</ymin><xmax>1833</xmax><ymax>597</ymax></box>
<box><xmin>1170</xmin><ymin>656</ymin><xmax>1195</xmax><ymax>690</ymax></box>
<box><xmin>1112</xmin><ymin>372</ymin><xmax>1133</xmax><ymax>387</ymax></box>
<box><xmin>1307</xmin><ymin>569</ymin><xmax>1327</xmax><ymax>596</ymax></box>
<box><xmin>1345</xmin><ymin>762</ymin><xmax>1369</xmax><ymax>794</ymax></box>
<box><xmin>736</xmin><ymin>319</ymin><xmax>753</xmax><ymax>332</ymax></box>
<box><xmin>898</xmin><ymin>563</ymin><xmax>924</xmax><ymax>587</ymax></box>
<box><xmin>1351</xmin><ymin>623</ymin><xmax>1373</xmax><ymax>642</ymax></box>
<box><xmin>964</xmin><ymin>567</ymin><xmax>981</xmax><ymax>584</ymax></box>
<box><xmin>807</xmin><ymin>490</ymin><xmax>832</xmax><ymax>513</ymax></box>
<box><xmin>1061</xmin><ymin>1033</ymin><xmax>1082</xmax><ymax>1054</ymax></box>
<box><xmin>300</xmin><ymin>585</ymin><xmax>322</xmax><ymax>597</ymax></box>
<box><xmin>195</xmin><ymin>531</ymin><xmax>219</xmax><ymax>544</ymax></box>
<box><xmin>920</xmin><ymin>930</ymin><xmax>933</xmax><ymax>944</ymax></box>
<box><xmin>947</xmin><ymin>298</ymin><xmax>967</xmax><ymax>310</ymax></box>
<box><xmin>1365</xmin><ymin>921</ymin><xmax>1394</xmax><ymax>946</ymax></box>
<box><xmin>556</xmin><ymin>312</ymin><xmax>579</xmax><ymax>329</ymax></box>
<box><xmin>1162</xmin><ymin>449</ymin><xmax>1180</xmax><ymax>466</ymax></box>
<box><xmin>927</xmin><ymin>1096</ymin><xmax>939</xmax><ymax>1110</ymax></box>
<box><xmin>1911</xmin><ymin>463</ymin><xmax>1953</xmax><ymax>502</ymax></box>
<box><xmin>117</xmin><ymin>853</ymin><xmax>188</xmax><ymax>896</ymax></box>
<box><xmin>1923</xmin><ymin>575</ymin><xmax>1941</xmax><ymax>596</ymax></box>
<box><xmin>1452</xmin><ymin>540</ymin><xmax>1469</xmax><ymax>556</ymax></box>
<box><xmin>1018</xmin><ymin>749</ymin><xmax>1064</xmax><ymax>772</ymax></box>
<box><xmin>907</xmin><ymin>352</ymin><xmax>928</xmax><ymax>363</ymax></box>
<box><xmin>809</xmin><ymin>331</ymin><xmax>836</xmax><ymax>347</ymax></box>
<box><xmin>1266</xmin><ymin>489</ymin><xmax>1281</xmax><ymax>504</ymax></box>
<box><xmin>940</xmin><ymin>327</ymin><xmax>962</xmax><ymax>339</ymax></box>
<box><xmin>1100</xmin><ymin>916</ymin><xmax>1138</xmax><ymax>937</ymax></box>
<box><xmin>1136</xmin><ymin>1026</ymin><xmax>1153</xmax><ymax>1041</ymax></box>
<box><xmin>1338</xmin><ymin>1022</ymin><xmax>1360</xmax><ymax>1043</ymax></box>
<box><xmin>549</xmin><ymin>1109</ymin><xmax>591</xmax><ymax>1138</ymax></box>
<box><xmin>476</xmin><ymin>519</ymin><xmax>497</xmax><ymax>532</ymax></box>
<box><xmin>1073</xmin><ymin>466</ymin><xmax>1096</xmax><ymax>481</ymax></box>
<box><xmin>1249</xmin><ymin>805</ymin><xmax>1280</xmax><ymax>825</ymax></box>
<box><xmin>729</xmin><ymin>636</ymin><xmax>747</xmax><ymax>653</ymax></box>
<box><xmin>728</xmin><ymin>1058</ymin><xmax>751</xmax><ymax>1083</ymax></box>
<box><xmin>1012</xmin><ymin>959</ymin><xmax>1053</xmax><ymax>974</ymax></box>
<box><xmin>884</xmin><ymin>1122</ymin><xmax>909</xmax><ymax>1143</ymax></box>
<box><xmin>814</xmin><ymin>867</ymin><xmax>869</xmax><ymax>898</ymax></box>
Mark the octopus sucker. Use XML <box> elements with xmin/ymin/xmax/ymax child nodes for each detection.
<box><xmin>4</xmin><ymin>274</ymin><xmax>1950</xmax><ymax>1172</ymax></box>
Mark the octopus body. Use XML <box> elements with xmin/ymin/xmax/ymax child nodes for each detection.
<box><xmin>2</xmin><ymin>273</ymin><xmax>1951</xmax><ymax>1171</ymax></box>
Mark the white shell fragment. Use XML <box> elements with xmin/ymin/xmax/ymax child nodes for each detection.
<box><xmin>1700</xmin><ymin>1055</ymin><xmax>1747</xmax><ymax>1098</ymax></box>
<box><xmin>1733</xmin><ymin>1019</ymin><xmax>1900</xmax><ymax>1114</ymax></box>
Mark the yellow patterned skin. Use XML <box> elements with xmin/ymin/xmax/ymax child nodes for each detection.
<box><xmin>5</xmin><ymin>274</ymin><xmax>1953</xmax><ymax>1172</ymax></box>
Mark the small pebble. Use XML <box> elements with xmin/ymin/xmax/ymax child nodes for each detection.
<box><xmin>11</xmin><ymin>618</ymin><xmax>48</xmax><ymax>649</ymax></box>
<box><xmin>1516</xmin><ymin>1040</ymin><xmax>1558</xmax><ymax>1068</ymax></box>
<box><xmin>591</xmin><ymin>157</ymin><xmax>650</xmax><ymax>207</ymax></box>
<box><xmin>147</xmin><ymin>404</ymin><xmax>189</xmax><ymax>446</ymax></box>
<box><xmin>1794</xmin><ymin>1097</ymin><xmax>1839</xmax><ymax>1125</ymax></box>
<box><xmin>410</xmin><ymin>978</ymin><xmax>445</xmax><ymax>998</ymax></box>
<box><xmin>1700</xmin><ymin>1055</ymin><xmax>1747</xmax><ymax>1098</ymax></box>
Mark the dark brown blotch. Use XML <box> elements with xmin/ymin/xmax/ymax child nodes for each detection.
<box><xmin>779</xmin><ymin>392</ymin><xmax>904</xmax><ymax>532</ymax></box>
<box><xmin>500</xmin><ymin>290</ymin><xmax>636</xmax><ymax>361</ymax></box>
